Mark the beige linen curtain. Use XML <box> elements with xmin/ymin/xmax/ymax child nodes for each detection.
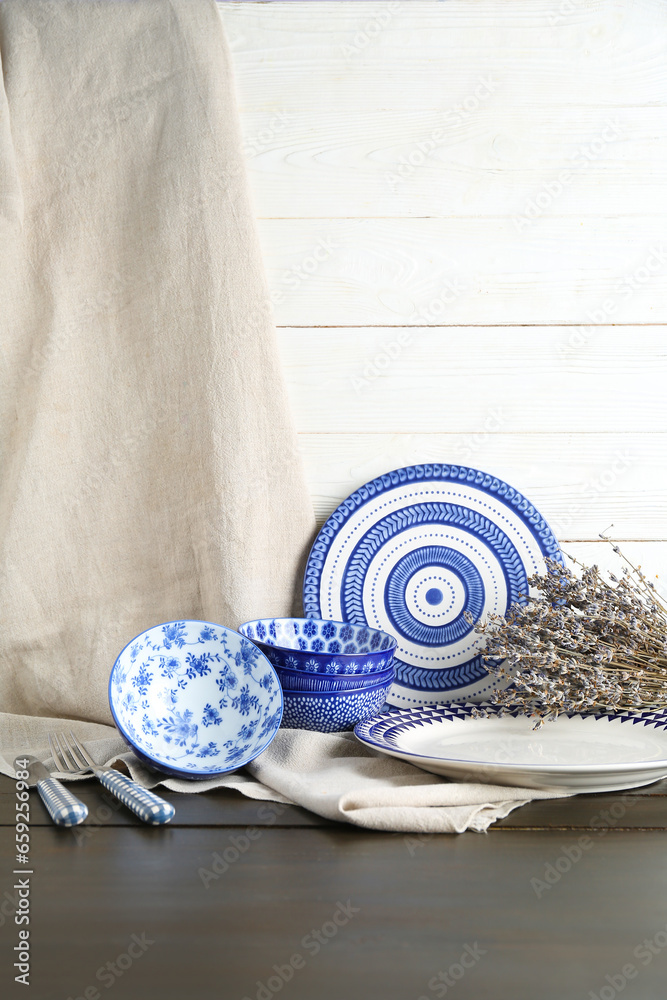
<box><xmin>0</xmin><ymin>0</ymin><xmax>315</xmax><ymax>724</ymax></box>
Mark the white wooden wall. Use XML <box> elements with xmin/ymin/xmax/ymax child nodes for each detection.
<box><xmin>218</xmin><ymin>0</ymin><xmax>667</xmax><ymax>589</ymax></box>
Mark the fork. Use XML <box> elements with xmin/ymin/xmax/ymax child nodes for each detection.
<box><xmin>49</xmin><ymin>732</ymin><xmax>175</xmax><ymax>826</ymax></box>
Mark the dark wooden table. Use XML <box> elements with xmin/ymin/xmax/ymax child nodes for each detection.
<box><xmin>2</xmin><ymin>774</ymin><xmax>667</xmax><ymax>1000</ymax></box>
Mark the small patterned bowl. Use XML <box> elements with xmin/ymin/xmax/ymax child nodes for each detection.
<box><xmin>108</xmin><ymin>620</ymin><xmax>283</xmax><ymax>779</ymax></box>
<box><xmin>280</xmin><ymin>676</ymin><xmax>392</xmax><ymax>732</ymax></box>
<box><xmin>238</xmin><ymin>617</ymin><xmax>396</xmax><ymax>675</ymax></box>
<box><xmin>274</xmin><ymin>662</ymin><xmax>395</xmax><ymax>693</ymax></box>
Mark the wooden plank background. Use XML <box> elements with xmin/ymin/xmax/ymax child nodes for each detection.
<box><xmin>217</xmin><ymin>0</ymin><xmax>667</xmax><ymax>590</ymax></box>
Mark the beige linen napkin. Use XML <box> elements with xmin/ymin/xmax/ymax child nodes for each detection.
<box><xmin>0</xmin><ymin>713</ymin><xmax>568</xmax><ymax>833</ymax></box>
<box><xmin>0</xmin><ymin>0</ymin><xmax>315</xmax><ymax>723</ymax></box>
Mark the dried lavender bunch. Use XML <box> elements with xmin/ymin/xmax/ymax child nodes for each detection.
<box><xmin>465</xmin><ymin>540</ymin><xmax>667</xmax><ymax>721</ymax></box>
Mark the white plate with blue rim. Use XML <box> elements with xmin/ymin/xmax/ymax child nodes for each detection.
<box><xmin>303</xmin><ymin>464</ymin><xmax>563</xmax><ymax>708</ymax></box>
<box><xmin>354</xmin><ymin>704</ymin><xmax>667</xmax><ymax>793</ymax></box>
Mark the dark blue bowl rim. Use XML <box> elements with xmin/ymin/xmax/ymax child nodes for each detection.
<box><xmin>274</xmin><ymin>662</ymin><xmax>395</xmax><ymax>682</ymax></box>
<box><xmin>108</xmin><ymin>618</ymin><xmax>283</xmax><ymax>778</ymax></box>
<box><xmin>238</xmin><ymin>617</ymin><xmax>397</xmax><ymax>658</ymax></box>
<box><xmin>280</xmin><ymin>677</ymin><xmax>394</xmax><ymax>696</ymax></box>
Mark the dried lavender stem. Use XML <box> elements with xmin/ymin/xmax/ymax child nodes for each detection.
<box><xmin>468</xmin><ymin>545</ymin><xmax>667</xmax><ymax>721</ymax></box>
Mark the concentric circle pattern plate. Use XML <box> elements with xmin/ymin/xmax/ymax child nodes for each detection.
<box><xmin>303</xmin><ymin>464</ymin><xmax>562</xmax><ymax>707</ymax></box>
<box><xmin>354</xmin><ymin>705</ymin><xmax>667</xmax><ymax>793</ymax></box>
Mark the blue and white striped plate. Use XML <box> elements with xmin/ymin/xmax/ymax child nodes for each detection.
<box><xmin>355</xmin><ymin>704</ymin><xmax>667</xmax><ymax>793</ymax></box>
<box><xmin>303</xmin><ymin>464</ymin><xmax>562</xmax><ymax>708</ymax></box>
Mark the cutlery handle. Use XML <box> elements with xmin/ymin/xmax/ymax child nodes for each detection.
<box><xmin>98</xmin><ymin>770</ymin><xmax>175</xmax><ymax>825</ymax></box>
<box><xmin>36</xmin><ymin>778</ymin><xmax>88</xmax><ymax>827</ymax></box>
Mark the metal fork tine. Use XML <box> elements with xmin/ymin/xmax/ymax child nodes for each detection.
<box><xmin>59</xmin><ymin>732</ymin><xmax>87</xmax><ymax>770</ymax></box>
<box><xmin>68</xmin><ymin>731</ymin><xmax>96</xmax><ymax>768</ymax></box>
<box><xmin>53</xmin><ymin>733</ymin><xmax>81</xmax><ymax>771</ymax></box>
<box><xmin>48</xmin><ymin>732</ymin><xmax>67</xmax><ymax>772</ymax></box>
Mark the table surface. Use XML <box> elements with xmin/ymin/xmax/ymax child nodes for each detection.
<box><xmin>2</xmin><ymin>774</ymin><xmax>667</xmax><ymax>1000</ymax></box>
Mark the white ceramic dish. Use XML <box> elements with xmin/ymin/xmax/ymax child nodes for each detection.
<box><xmin>354</xmin><ymin>704</ymin><xmax>667</xmax><ymax>793</ymax></box>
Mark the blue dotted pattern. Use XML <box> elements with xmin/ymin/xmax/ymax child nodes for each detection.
<box><xmin>281</xmin><ymin>685</ymin><xmax>390</xmax><ymax>732</ymax></box>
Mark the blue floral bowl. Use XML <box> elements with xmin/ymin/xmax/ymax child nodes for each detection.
<box><xmin>280</xmin><ymin>676</ymin><xmax>392</xmax><ymax>732</ymax></box>
<box><xmin>238</xmin><ymin>618</ymin><xmax>396</xmax><ymax>676</ymax></box>
<box><xmin>274</xmin><ymin>662</ymin><xmax>394</xmax><ymax>693</ymax></box>
<box><xmin>108</xmin><ymin>620</ymin><xmax>283</xmax><ymax>779</ymax></box>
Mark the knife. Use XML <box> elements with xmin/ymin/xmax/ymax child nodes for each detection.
<box><xmin>14</xmin><ymin>756</ymin><xmax>88</xmax><ymax>828</ymax></box>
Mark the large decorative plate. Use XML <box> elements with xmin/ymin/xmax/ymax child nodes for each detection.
<box><xmin>303</xmin><ymin>464</ymin><xmax>562</xmax><ymax>707</ymax></box>
<box><xmin>354</xmin><ymin>705</ymin><xmax>667</xmax><ymax>793</ymax></box>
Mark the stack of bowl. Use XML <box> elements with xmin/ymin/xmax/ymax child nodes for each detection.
<box><xmin>238</xmin><ymin>618</ymin><xmax>397</xmax><ymax>732</ymax></box>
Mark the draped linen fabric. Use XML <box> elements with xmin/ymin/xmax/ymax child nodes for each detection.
<box><xmin>0</xmin><ymin>0</ymin><xmax>315</xmax><ymax>724</ymax></box>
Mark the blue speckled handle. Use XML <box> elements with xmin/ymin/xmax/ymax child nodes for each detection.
<box><xmin>36</xmin><ymin>778</ymin><xmax>88</xmax><ymax>827</ymax></box>
<box><xmin>98</xmin><ymin>771</ymin><xmax>175</xmax><ymax>825</ymax></box>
